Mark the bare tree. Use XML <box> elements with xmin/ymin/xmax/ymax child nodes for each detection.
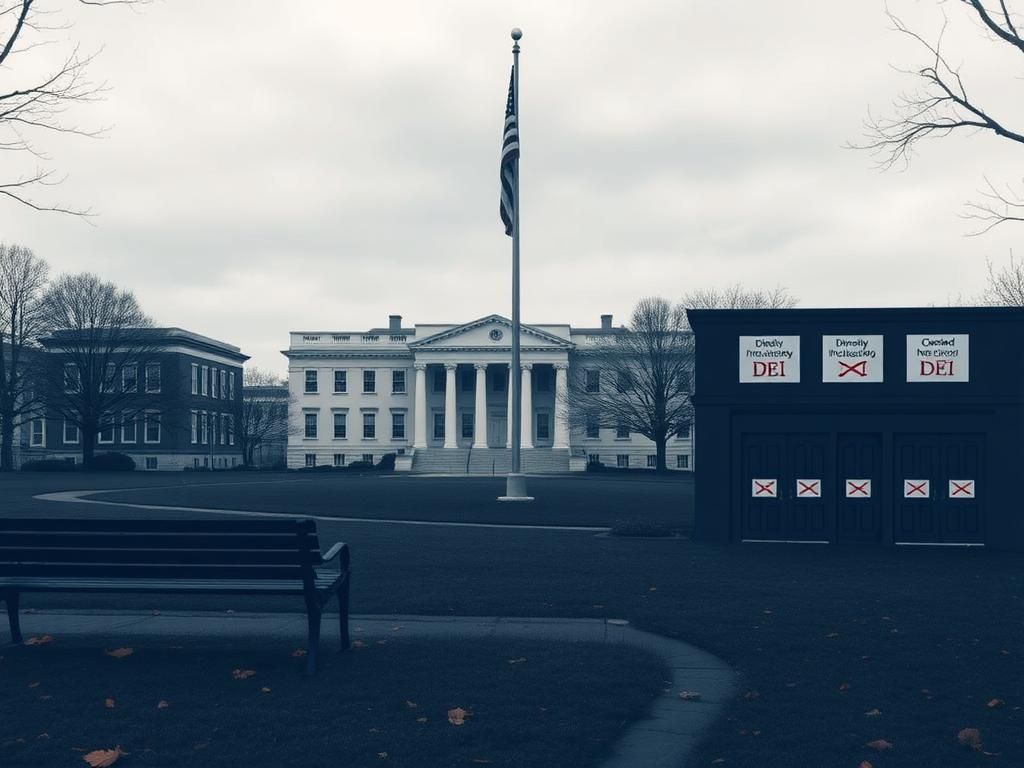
<box><xmin>563</xmin><ymin>297</ymin><xmax>694</xmax><ymax>472</ymax></box>
<box><xmin>0</xmin><ymin>243</ymin><xmax>48</xmax><ymax>470</ymax></box>
<box><xmin>975</xmin><ymin>253</ymin><xmax>1024</xmax><ymax>305</ymax></box>
<box><xmin>681</xmin><ymin>284</ymin><xmax>798</xmax><ymax>311</ymax></box>
<box><xmin>237</xmin><ymin>368</ymin><xmax>294</xmax><ymax>468</ymax></box>
<box><xmin>38</xmin><ymin>271</ymin><xmax>164</xmax><ymax>467</ymax></box>
<box><xmin>0</xmin><ymin>0</ymin><xmax>146</xmax><ymax>215</ymax></box>
<box><xmin>854</xmin><ymin>3</ymin><xmax>1024</xmax><ymax>233</ymax></box>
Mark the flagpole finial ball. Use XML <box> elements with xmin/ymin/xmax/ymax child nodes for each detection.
<box><xmin>511</xmin><ymin>28</ymin><xmax>523</xmax><ymax>41</ymax></box>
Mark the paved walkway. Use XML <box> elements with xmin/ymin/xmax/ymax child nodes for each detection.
<box><xmin>11</xmin><ymin>609</ymin><xmax>737</xmax><ymax>768</ymax></box>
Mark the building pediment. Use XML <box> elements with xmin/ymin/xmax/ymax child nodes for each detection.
<box><xmin>409</xmin><ymin>315</ymin><xmax>573</xmax><ymax>352</ymax></box>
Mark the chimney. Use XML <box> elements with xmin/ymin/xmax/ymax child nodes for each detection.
<box><xmin>600</xmin><ymin>314</ymin><xmax>612</xmax><ymax>330</ymax></box>
<box><xmin>389</xmin><ymin>315</ymin><xmax>402</xmax><ymax>331</ymax></box>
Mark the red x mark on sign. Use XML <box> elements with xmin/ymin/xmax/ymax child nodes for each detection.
<box><xmin>846</xmin><ymin>480</ymin><xmax>870</xmax><ymax>497</ymax></box>
<box><xmin>950</xmin><ymin>481</ymin><xmax>974</xmax><ymax>497</ymax></box>
<box><xmin>797</xmin><ymin>480</ymin><xmax>820</xmax><ymax>497</ymax></box>
<box><xmin>838</xmin><ymin>360</ymin><xmax>868</xmax><ymax>378</ymax></box>
<box><xmin>905</xmin><ymin>480</ymin><xmax>928</xmax><ymax>497</ymax></box>
<box><xmin>753</xmin><ymin>480</ymin><xmax>776</xmax><ymax>497</ymax></box>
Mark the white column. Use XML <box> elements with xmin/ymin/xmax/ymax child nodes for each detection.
<box><xmin>520</xmin><ymin>363</ymin><xmax>533</xmax><ymax>449</ymax></box>
<box><xmin>443</xmin><ymin>362</ymin><xmax>458</xmax><ymax>449</ymax></box>
<box><xmin>413</xmin><ymin>363</ymin><xmax>428</xmax><ymax>449</ymax></box>
<box><xmin>473</xmin><ymin>363</ymin><xmax>488</xmax><ymax>449</ymax></box>
<box><xmin>553</xmin><ymin>362</ymin><xmax>570</xmax><ymax>449</ymax></box>
<box><xmin>506</xmin><ymin>364</ymin><xmax>513</xmax><ymax>448</ymax></box>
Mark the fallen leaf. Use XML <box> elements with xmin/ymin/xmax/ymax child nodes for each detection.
<box><xmin>260</xmin><ymin>687</ymin><xmax>271</xmax><ymax>694</ymax></box>
<box><xmin>678</xmin><ymin>691</ymin><xmax>702</xmax><ymax>701</ymax></box>
<box><xmin>865</xmin><ymin>739</ymin><xmax>893</xmax><ymax>751</ymax></box>
<box><xmin>231</xmin><ymin>669</ymin><xmax>256</xmax><ymax>680</ymax></box>
<box><xmin>986</xmin><ymin>699</ymin><xmax>1004</xmax><ymax>709</ymax></box>
<box><xmin>157</xmin><ymin>700</ymin><xmax>169</xmax><ymax>709</ymax></box>
<box><xmin>24</xmin><ymin>635</ymin><xmax>53</xmax><ymax>646</ymax></box>
<box><xmin>711</xmin><ymin>760</ymin><xmax>726</xmax><ymax>766</ymax></box>
<box><xmin>839</xmin><ymin>683</ymin><xmax>851</xmax><ymax>691</ymax></box>
<box><xmin>291</xmin><ymin>649</ymin><xmax>307</xmax><ymax>658</ymax></box>
<box><xmin>859</xmin><ymin>762</ymin><xmax>873</xmax><ymax>768</ymax></box>
<box><xmin>957</xmin><ymin>728</ymin><xmax>982</xmax><ymax>751</ymax></box>
<box><xmin>27</xmin><ymin>682</ymin><xmax>40</xmax><ymax>689</ymax></box>
<box><xmin>38</xmin><ymin>695</ymin><xmax>52</xmax><ymax>700</ymax></box>
<box><xmin>404</xmin><ymin>700</ymin><xmax>417</xmax><ymax>709</ymax></box>
<box><xmin>83</xmin><ymin>746</ymin><xmax>128</xmax><ymax>767</ymax></box>
<box><xmin>375</xmin><ymin>640</ymin><xmax>388</xmax><ymax>646</ymax></box>
<box><xmin>105</xmin><ymin>648</ymin><xmax>133</xmax><ymax>659</ymax></box>
<box><xmin>471</xmin><ymin>759</ymin><xmax>493</xmax><ymax>764</ymax></box>
<box><xmin>743</xmin><ymin>690</ymin><xmax>760</xmax><ymax>701</ymax></box>
<box><xmin>865</xmin><ymin>709</ymin><xmax>882</xmax><ymax>717</ymax></box>
<box><xmin>447</xmin><ymin>707</ymin><xmax>470</xmax><ymax>726</ymax></box>
<box><xmin>104</xmin><ymin>699</ymin><xmax>115</xmax><ymax>709</ymax></box>
<box><xmin>193</xmin><ymin>742</ymin><xmax>209</xmax><ymax>751</ymax></box>
<box><xmin>351</xmin><ymin>640</ymin><xmax>367</xmax><ymax>648</ymax></box>
<box><xmin>825</xmin><ymin>632</ymin><xmax>840</xmax><ymax>639</ymax></box>
<box><xmin>416</xmin><ymin>716</ymin><xmax>428</xmax><ymax>724</ymax></box>
<box><xmin>648</xmin><ymin>587</ymin><xmax>657</xmax><ymax>592</ymax></box>
<box><xmin>377</xmin><ymin>752</ymin><xmax>388</xmax><ymax>759</ymax></box>
<box><xmin>507</xmin><ymin>657</ymin><xmax>527</xmax><ymax>665</ymax></box>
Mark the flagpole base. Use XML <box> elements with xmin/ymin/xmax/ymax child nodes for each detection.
<box><xmin>498</xmin><ymin>473</ymin><xmax>533</xmax><ymax>502</ymax></box>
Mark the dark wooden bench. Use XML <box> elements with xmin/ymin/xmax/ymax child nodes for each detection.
<box><xmin>0</xmin><ymin>517</ymin><xmax>350</xmax><ymax>675</ymax></box>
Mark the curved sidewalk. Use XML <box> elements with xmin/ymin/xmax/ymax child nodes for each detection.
<box><xmin>10</xmin><ymin>610</ymin><xmax>737</xmax><ymax>768</ymax></box>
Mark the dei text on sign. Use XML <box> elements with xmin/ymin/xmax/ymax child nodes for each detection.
<box><xmin>822</xmin><ymin>335</ymin><xmax>883</xmax><ymax>383</ymax></box>
<box><xmin>739</xmin><ymin>336</ymin><xmax>800</xmax><ymax>382</ymax></box>
<box><xmin>906</xmin><ymin>334</ymin><xmax>969</xmax><ymax>382</ymax></box>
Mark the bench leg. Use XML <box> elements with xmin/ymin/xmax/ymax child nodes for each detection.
<box><xmin>304</xmin><ymin>599</ymin><xmax>321</xmax><ymax>676</ymax></box>
<box><xmin>338</xmin><ymin>575</ymin><xmax>350</xmax><ymax>651</ymax></box>
<box><xmin>4</xmin><ymin>591</ymin><xmax>22</xmax><ymax>644</ymax></box>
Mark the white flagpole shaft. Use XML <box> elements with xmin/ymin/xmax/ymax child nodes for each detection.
<box><xmin>511</xmin><ymin>36</ymin><xmax>522</xmax><ymax>476</ymax></box>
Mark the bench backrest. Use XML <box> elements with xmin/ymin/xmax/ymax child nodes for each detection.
<box><xmin>0</xmin><ymin>518</ymin><xmax>325</xmax><ymax>581</ymax></box>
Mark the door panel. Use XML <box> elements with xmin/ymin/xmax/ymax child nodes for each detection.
<box><xmin>836</xmin><ymin>434</ymin><xmax>882</xmax><ymax>543</ymax></box>
<box><xmin>741</xmin><ymin>432</ymin><xmax>829</xmax><ymax>541</ymax></box>
<box><xmin>785</xmin><ymin>433</ymin><xmax>829</xmax><ymax>541</ymax></box>
<box><xmin>741</xmin><ymin>433</ymin><xmax>785</xmax><ymax>540</ymax></box>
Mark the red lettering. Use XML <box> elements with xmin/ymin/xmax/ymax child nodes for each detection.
<box><xmin>920</xmin><ymin>360</ymin><xmax>955</xmax><ymax>377</ymax></box>
<box><xmin>753</xmin><ymin>361</ymin><xmax>785</xmax><ymax>377</ymax></box>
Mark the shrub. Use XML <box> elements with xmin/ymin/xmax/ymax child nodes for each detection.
<box><xmin>586</xmin><ymin>459</ymin><xmax>606</xmax><ymax>473</ymax></box>
<box><xmin>21</xmin><ymin>459</ymin><xmax>78</xmax><ymax>472</ymax></box>
<box><xmin>90</xmin><ymin>452</ymin><xmax>136</xmax><ymax>471</ymax></box>
<box><xmin>375</xmin><ymin>453</ymin><xmax>396</xmax><ymax>471</ymax></box>
<box><xmin>348</xmin><ymin>460</ymin><xmax>373</xmax><ymax>470</ymax></box>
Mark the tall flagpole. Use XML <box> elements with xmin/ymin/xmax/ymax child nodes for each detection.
<box><xmin>501</xmin><ymin>27</ymin><xmax>532</xmax><ymax>502</ymax></box>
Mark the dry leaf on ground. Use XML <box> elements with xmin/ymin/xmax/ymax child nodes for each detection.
<box><xmin>839</xmin><ymin>683</ymin><xmax>851</xmax><ymax>691</ymax></box>
<box><xmin>157</xmin><ymin>700</ymin><xmax>169</xmax><ymax>709</ymax></box>
<box><xmin>27</xmin><ymin>682</ymin><xmax>40</xmax><ymax>689</ymax></box>
<box><xmin>507</xmin><ymin>657</ymin><xmax>527</xmax><ymax>665</ymax></box>
<box><xmin>24</xmin><ymin>635</ymin><xmax>53</xmax><ymax>646</ymax></box>
<box><xmin>859</xmin><ymin>762</ymin><xmax>873</xmax><ymax>768</ymax></box>
<box><xmin>351</xmin><ymin>640</ymin><xmax>367</xmax><ymax>648</ymax></box>
<box><xmin>743</xmin><ymin>691</ymin><xmax>759</xmax><ymax>701</ymax></box>
<box><xmin>291</xmin><ymin>649</ymin><xmax>307</xmax><ymax>658</ymax></box>
<box><xmin>865</xmin><ymin>739</ymin><xmax>893</xmax><ymax>751</ymax></box>
<box><xmin>404</xmin><ymin>700</ymin><xmax>417</xmax><ymax>709</ymax></box>
<box><xmin>105</xmin><ymin>648</ymin><xmax>133</xmax><ymax>659</ymax></box>
<box><xmin>231</xmin><ymin>669</ymin><xmax>256</xmax><ymax>680</ymax></box>
<box><xmin>416</xmin><ymin>716</ymin><xmax>428</xmax><ymax>724</ymax></box>
<box><xmin>864</xmin><ymin>709</ymin><xmax>882</xmax><ymax>717</ymax></box>
<box><xmin>447</xmin><ymin>707</ymin><xmax>470</xmax><ymax>726</ymax></box>
<box><xmin>957</xmin><ymin>728</ymin><xmax>982</xmax><ymax>751</ymax></box>
<box><xmin>986</xmin><ymin>699</ymin><xmax>1004</xmax><ymax>709</ymax></box>
<box><xmin>678</xmin><ymin>691</ymin><xmax>702</xmax><ymax>701</ymax></box>
<box><xmin>260</xmin><ymin>687</ymin><xmax>271</xmax><ymax>694</ymax></box>
<box><xmin>104</xmin><ymin>699</ymin><xmax>115</xmax><ymax>709</ymax></box>
<box><xmin>83</xmin><ymin>745</ymin><xmax>128</xmax><ymax>767</ymax></box>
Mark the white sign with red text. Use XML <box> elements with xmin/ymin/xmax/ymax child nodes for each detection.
<box><xmin>822</xmin><ymin>335</ymin><xmax>883</xmax><ymax>383</ymax></box>
<box><xmin>739</xmin><ymin>336</ymin><xmax>800</xmax><ymax>383</ymax></box>
<box><xmin>906</xmin><ymin>334</ymin><xmax>969</xmax><ymax>382</ymax></box>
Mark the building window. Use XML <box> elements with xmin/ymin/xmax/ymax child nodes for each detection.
<box><xmin>305</xmin><ymin>369</ymin><xmax>318</xmax><ymax>394</ymax></box>
<box><xmin>363</xmin><ymin>370</ymin><xmax>376</xmax><ymax>393</ymax></box>
<box><xmin>121</xmin><ymin>414</ymin><xmax>137</xmax><ymax>444</ymax></box>
<box><xmin>616</xmin><ymin>372</ymin><xmax>631</xmax><ymax>393</ymax></box>
<box><xmin>588</xmin><ymin>453</ymin><xmax>600</xmax><ymax>464</ymax></box>
<box><xmin>211</xmin><ymin>367</ymin><xmax>218</xmax><ymax>398</ymax></box>
<box><xmin>433</xmin><ymin>412</ymin><xmax>444</xmax><ymax>440</ymax></box>
<box><xmin>219</xmin><ymin>413</ymin><xmax>226</xmax><ymax>445</ymax></box>
<box><xmin>220</xmin><ymin>370</ymin><xmax>227</xmax><ymax>399</ymax></box>
<box><xmin>616</xmin><ymin>422</ymin><xmax>630</xmax><ymax>439</ymax></box>
<box><xmin>144</xmin><ymin>412</ymin><xmax>161</xmax><ymax>444</ymax></box>
<box><xmin>64</xmin><ymin>363</ymin><xmax>80</xmax><ymax>393</ymax></box>
<box><xmin>229</xmin><ymin>371</ymin><xmax>235</xmax><ymax>400</ymax></box>
<box><xmin>201</xmin><ymin>365</ymin><xmax>209</xmax><ymax>396</ymax></box>
<box><xmin>362</xmin><ymin>453</ymin><xmax>374</xmax><ymax>464</ymax></box>
<box><xmin>585</xmin><ymin>413</ymin><xmax>600</xmax><ymax>439</ymax></box>
<box><xmin>585</xmin><ymin>369</ymin><xmax>600</xmax><ymax>393</ymax></box>
<box><xmin>200</xmin><ymin>412</ymin><xmax>208</xmax><ymax>444</ymax></box>
<box><xmin>305</xmin><ymin>453</ymin><xmax>316</xmax><ymax>468</ymax></box>
<box><xmin>29</xmin><ymin>418</ymin><xmax>44</xmax><ymax>447</ymax></box>
<box><xmin>226</xmin><ymin>414</ymin><xmax>234</xmax><ymax>445</ymax></box>
<box><xmin>98</xmin><ymin>415</ymin><xmax>115</xmax><ymax>444</ymax></box>
<box><xmin>433</xmin><ymin>368</ymin><xmax>445</xmax><ymax>392</ymax></box>
<box><xmin>304</xmin><ymin>412</ymin><xmax>318</xmax><ymax>439</ymax></box>
<box><xmin>122</xmin><ymin>364</ymin><xmax>138</xmax><ymax>393</ymax></box>
<box><xmin>492</xmin><ymin>369</ymin><xmax>506</xmax><ymax>392</ymax></box>
<box><xmin>63</xmin><ymin>421</ymin><xmax>79</xmax><ymax>445</ymax></box>
<box><xmin>392</xmin><ymin>370</ymin><xmax>406</xmax><ymax>394</ymax></box>
<box><xmin>333</xmin><ymin>412</ymin><xmax>347</xmax><ymax>439</ymax></box>
<box><xmin>362</xmin><ymin>412</ymin><xmax>376</xmax><ymax>439</ymax></box>
<box><xmin>617</xmin><ymin>454</ymin><xmax>629</xmax><ymax>468</ymax></box>
<box><xmin>333</xmin><ymin>453</ymin><xmax>345</xmax><ymax>467</ymax></box>
<box><xmin>677</xmin><ymin>454</ymin><xmax>690</xmax><ymax>469</ymax></box>
<box><xmin>191</xmin><ymin>364</ymin><xmax>199</xmax><ymax>395</ymax></box>
<box><xmin>536</xmin><ymin>412</ymin><xmax>550</xmax><ymax>441</ymax></box>
<box><xmin>145</xmin><ymin>363</ymin><xmax>161</xmax><ymax>394</ymax></box>
<box><xmin>101</xmin><ymin>363</ymin><xmax>116</xmax><ymax>393</ymax></box>
<box><xmin>334</xmin><ymin>370</ymin><xmax>347</xmax><ymax>393</ymax></box>
<box><xmin>647</xmin><ymin>455</ymin><xmax>657</xmax><ymax>468</ymax></box>
<box><xmin>145</xmin><ymin>457</ymin><xmax>158</xmax><ymax>470</ymax></box>
<box><xmin>676</xmin><ymin>424</ymin><xmax>691</xmax><ymax>439</ymax></box>
<box><xmin>392</xmin><ymin>412</ymin><xmax>405</xmax><ymax>440</ymax></box>
<box><xmin>191</xmin><ymin>411</ymin><xmax>199</xmax><ymax>444</ymax></box>
<box><xmin>461</xmin><ymin>412</ymin><xmax>473</xmax><ymax>439</ymax></box>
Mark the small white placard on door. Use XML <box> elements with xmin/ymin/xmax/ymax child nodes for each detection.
<box><xmin>948</xmin><ymin>480</ymin><xmax>975</xmax><ymax>499</ymax></box>
<box><xmin>796</xmin><ymin>479</ymin><xmax>821</xmax><ymax>498</ymax></box>
<box><xmin>903</xmin><ymin>479</ymin><xmax>930</xmax><ymax>498</ymax></box>
<box><xmin>846</xmin><ymin>479</ymin><xmax>871</xmax><ymax>498</ymax></box>
<box><xmin>752</xmin><ymin>479</ymin><xmax>777</xmax><ymax>498</ymax></box>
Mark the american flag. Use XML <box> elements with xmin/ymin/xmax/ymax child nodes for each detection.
<box><xmin>499</xmin><ymin>66</ymin><xmax>518</xmax><ymax>237</ymax></box>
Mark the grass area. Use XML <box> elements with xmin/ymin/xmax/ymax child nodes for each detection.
<box><xmin>0</xmin><ymin>638</ymin><xmax>666</xmax><ymax>768</ymax></box>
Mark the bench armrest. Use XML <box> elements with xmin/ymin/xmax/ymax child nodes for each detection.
<box><xmin>321</xmin><ymin>542</ymin><xmax>349</xmax><ymax>570</ymax></box>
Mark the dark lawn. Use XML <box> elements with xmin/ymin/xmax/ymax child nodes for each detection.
<box><xmin>5</xmin><ymin>472</ymin><xmax>1024</xmax><ymax>766</ymax></box>
<box><xmin>0</xmin><ymin>638</ymin><xmax>666</xmax><ymax>768</ymax></box>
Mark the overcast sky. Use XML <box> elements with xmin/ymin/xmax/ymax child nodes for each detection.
<box><xmin>2</xmin><ymin>0</ymin><xmax>1023</xmax><ymax>373</ymax></box>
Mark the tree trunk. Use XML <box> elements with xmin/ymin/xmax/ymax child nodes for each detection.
<box><xmin>0</xmin><ymin>414</ymin><xmax>14</xmax><ymax>471</ymax></box>
<box><xmin>655</xmin><ymin>436</ymin><xmax>667</xmax><ymax>473</ymax></box>
<box><xmin>81</xmin><ymin>426</ymin><xmax>96</xmax><ymax>469</ymax></box>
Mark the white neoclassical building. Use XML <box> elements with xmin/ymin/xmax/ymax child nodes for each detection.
<box><xmin>283</xmin><ymin>314</ymin><xmax>693</xmax><ymax>473</ymax></box>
